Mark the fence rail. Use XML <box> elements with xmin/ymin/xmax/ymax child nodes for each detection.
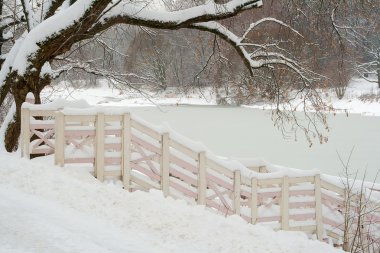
<box><xmin>20</xmin><ymin>100</ymin><xmax>380</xmax><ymax>249</ymax></box>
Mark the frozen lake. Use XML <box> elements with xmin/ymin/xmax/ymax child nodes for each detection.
<box><xmin>128</xmin><ymin>105</ymin><xmax>380</xmax><ymax>183</ymax></box>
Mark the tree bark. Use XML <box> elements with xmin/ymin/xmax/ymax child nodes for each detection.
<box><xmin>4</xmin><ymin>72</ymin><xmax>50</xmax><ymax>151</ymax></box>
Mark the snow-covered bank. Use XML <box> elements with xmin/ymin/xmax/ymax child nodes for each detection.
<box><xmin>44</xmin><ymin>78</ymin><xmax>380</xmax><ymax>116</ymax></box>
<box><xmin>0</xmin><ymin>153</ymin><xmax>343</xmax><ymax>253</ymax></box>
<box><xmin>331</xmin><ymin>78</ymin><xmax>380</xmax><ymax>115</ymax></box>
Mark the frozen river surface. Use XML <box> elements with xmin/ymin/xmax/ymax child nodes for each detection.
<box><xmin>129</xmin><ymin>105</ymin><xmax>380</xmax><ymax>182</ymax></box>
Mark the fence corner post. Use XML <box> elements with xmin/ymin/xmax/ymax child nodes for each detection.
<box><xmin>54</xmin><ymin>111</ymin><xmax>65</xmax><ymax>167</ymax></box>
<box><xmin>197</xmin><ymin>151</ymin><xmax>206</xmax><ymax>205</ymax></box>
<box><xmin>160</xmin><ymin>132</ymin><xmax>170</xmax><ymax>197</ymax></box>
<box><xmin>314</xmin><ymin>174</ymin><xmax>324</xmax><ymax>240</ymax></box>
<box><xmin>281</xmin><ymin>176</ymin><xmax>289</xmax><ymax>230</ymax></box>
<box><xmin>95</xmin><ymin>113</ymin><xmax>105</xmax><ymax>182</ymax></box>
<box><xmin>122</xmin><ymin>113</ymin><xmax>132</xmax><ymax>191</ymax></box>
<box><xmin>233</xmin><ymin>170</ymin><xmax>241</xmax><ymax>215</ymax></box>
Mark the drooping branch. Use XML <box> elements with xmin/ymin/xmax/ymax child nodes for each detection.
<box><xmin>191</xmin><ymin>20</ymin><xmax>312</xmax><ymax>84</ymax></box>
<box><xmin>189</xmin><ymin>22</ymin><xmax>253</xmax><ymax>75</ymax></box>
<box><xmin>240</xmin><ymin>17</ymin><xmax>303</xmax><ymax>40</ymax></box>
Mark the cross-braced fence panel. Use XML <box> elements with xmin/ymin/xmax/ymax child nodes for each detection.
<box><xmin>20</xmin><ymin>103</ymin><xmax>380</xmax><ymax>250</ymax></box>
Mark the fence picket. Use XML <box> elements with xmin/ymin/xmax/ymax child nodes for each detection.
<box><xmin>314</xmin><ymin>175</ymin><xmax>324</xmax><ymax>240</ymax></box>
<box><xmin>95</xmin><ymin>113</ymin><xmax>105</xmax><ymax>181</ymax></box>
<box><xmin>251</xmin><ymin>177</ymin><xmax>258</xmax><ymax>224</ymax></box>
<box><xmin>233</xmin><ymin>170</ymin><xmax>241</xmax><ymax>215</ymax></box>
<box><xmin>122</xmin><ymin>113</ymin><xmax>132</xmax><ymax>190</ymax></box>
<box><xmin>281</xmin><ymin>176</ymin><xmax>289</xmax><ymax>230</ymax></box>
<box><xmin>161</xmin><ymin>133</ymin><xmax>170</xmax><ymax>196</ymax></box>
<box><xmin>197</xmin><ymin>151</ymin><xmax>206</xmax><ymax>205</ymax></box>
<box><xmin>54</xmin><ymin>111</ymin><xmax>65</xmax><ymax>166</ymax></box>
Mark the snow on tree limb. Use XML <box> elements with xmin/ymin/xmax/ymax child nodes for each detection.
<box><xmin>9</xmin><ymin>0</ymin><xmax>263</xmax><ymax>77</ymax></box>
<box><xmin>0</xmin><ymin>34</ymin><xmax>25</xmax><ymax>105</ymax></box>
<box><xmin>240</xmin><ymin>17</ymin><xmax>303</xmax><ymax>41</ymax></box>
<box><xmin>193</xmin><ymin>20</ymin><xmax>312</xmax><ymax>84</ymax></box>
<box><xmin>99</xmin><ymin>0</ymin><xmax>263</xmax><ymax>26</ymax></box>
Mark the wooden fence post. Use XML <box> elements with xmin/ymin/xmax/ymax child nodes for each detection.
<box><xmin>160</xmin><ymin>133</ymin><xmax>170</xmax><ymax>197</ymax></box>
<box><xmin>233</xmin><ymin>170</ymin><xmax>241</xmax><ymax>215</ymax></box>
<box><xmin>54</xmin><ymin>111</ymin><xmax>65</xmax><ymax>166</ymax></box>
<box><xmin>95</xmin><ymin>113</ymin><xmax>105</xmax><ymax>182</ymax></box>
<box><xmin>251</xmin><ymin>177</ymin><xmax>258</xmax><ymax>224</ymax></box>
<box><xmin>21</xmin><ymin>107</ymin><xmax>30</xmax><ymax>159</ymax></box>
<box><xmin>281</xmin><ymin>176</ymin><xmax>289</xmax><ymax>230</ymax></box>
<box><xmin>122</xmin><ymin>113</ymin><xmax>132</xmax><ymax>191</ymax></box>
<box><xmin>197</xmin><ymin>151</ymin><xmax>206</xmax><ymax>205</ymax></box>
<box><xmin>314</xmin><ymin>174</ymin><xmax>324</xmax><ymax>240</ymax></box>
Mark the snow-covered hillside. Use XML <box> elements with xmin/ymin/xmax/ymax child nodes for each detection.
<box><xmin>0</xmin><ymin>153</ymin><xmax>343</xmax><ymax>253</ymax></box>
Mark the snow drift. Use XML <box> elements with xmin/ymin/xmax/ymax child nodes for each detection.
<box><xmin>0</xmin><ymin>153</ymin><xmax>343</xmax><ymax>253</ymax></box>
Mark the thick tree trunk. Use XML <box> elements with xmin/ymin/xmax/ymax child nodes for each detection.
<box><xmin>4</xmin><ymin>72</ymin><xmax>50</xmax><ymax>151</ymax></box>
<box><xmin>4</xmin><ymin>87</ymin><xmax>28</xmax><ymax>151</ymax></box>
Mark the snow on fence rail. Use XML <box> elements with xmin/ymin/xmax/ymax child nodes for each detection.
<box><xmin>20</xmin><ymin>99</ymin><xmax>380</xmax><ymax>248</ymax></box>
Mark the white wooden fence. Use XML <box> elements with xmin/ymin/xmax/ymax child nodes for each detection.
<box><xmin>20</xmin><ymin>100</ymin><xmax>380</xmax><ymax>248</ymax></box>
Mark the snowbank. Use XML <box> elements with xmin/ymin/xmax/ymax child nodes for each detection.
<box><xmin>0</xmin><ymin>152</ymin><xmax>343</xmax><ymax>253</ymax></box>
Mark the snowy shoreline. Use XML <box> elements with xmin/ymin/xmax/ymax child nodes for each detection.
<box><xmin>44</xmin><ymin>78</ymin><xmax>380</xmax><ymax>117</ymax></box>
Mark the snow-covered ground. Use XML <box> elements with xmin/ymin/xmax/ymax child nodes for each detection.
<box><xmin>0</xmin><ymin>153</ymin><xmax>343</xmax><ymax>253</ymax></box>
<box><xmin>326</xmin><ymin>78</ymin><xmax>380</xmax><ymax>116</ymax></box>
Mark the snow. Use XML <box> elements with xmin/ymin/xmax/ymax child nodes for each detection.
<box><xmin>22</xmin><ymin>98</ymin><xmax>90</xmax><ymax>110</ymax></box>
<box><xmin>42</xmin><ymin>80</ymin><xmax>216</xmax><ymax>106</ymax></box>
<box><xmin>103</xmin><ymin>0</ymin><xmax>263</xmax><ymax>26</ymax></box>
<box><xmin>0</xmin><ymin>188</ymin><xmax>154</xmax><ymax>253</ymax></box>
<box><xmin>0</xmin><ymin>152</ymin><xmax>343</xmax><ymax>253</ymax></box>
<box><xmin>331</xmin><ymin>78</ymin><xmax>380</xmax><ymax>115</ymax></box>
<box><xmin>45</xmin><ymin>78</ymin><xmax>380</xmax><ymax>117</ymax></box>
